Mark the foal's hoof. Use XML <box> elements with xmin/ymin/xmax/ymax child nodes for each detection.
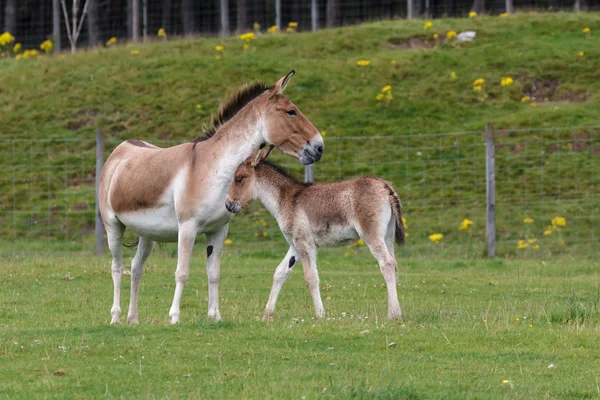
<box><xmin>262</xmin><ymin>313</ymin><xmax>274</xmax><ymax>322</ymax></box>
<box><xmin>387</xmin><ymin>312</ymin><xmax>403</xmax><ymax>320</ymax></box>
<box><xmin>170</xmin><ymin>316</ymin><xmax>180</xmax><ymax>325</ymax></box>
<box><xmin>127</xmin><ymin>317</ymin><xmax>139</xmax><ymax>324</ymax></box>
<box><xmin>110</xmin><ymin>317</ymin><xmax>120</xmax><ymax>325</ymax></box>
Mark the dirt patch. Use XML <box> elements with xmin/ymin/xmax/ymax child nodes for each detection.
<box><xmin>571</xmin><ymin>133</ymin><xmax>590</xmax><ymax>152</ymax></box>
<box><xmin>387</xmin><ymin>36</ymin><xmax>433</xmax><ymax>50</ymax></box>
<box><xmin>526</xmin><ymin>78</ymin><xmax>559</xmax><ymax>101</ymax></box>
<box><xmin>553</xmin><ymin>90</ymin><xmax>589</xmax><ymax>103</ymax></box>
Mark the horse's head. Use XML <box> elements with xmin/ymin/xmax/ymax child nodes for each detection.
<box><xmin>261</xmin><ymin>70</ymin><xmax>324</xmax><ymax>165</ymax></box>
<box><xmin>225</xmin><ymin>156</ymin><xmax>258</xmax><ymax>214</ymax></box>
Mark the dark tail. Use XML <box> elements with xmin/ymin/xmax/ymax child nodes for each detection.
<box><xmin>385</xmin><ymin>182</ymin><xmax>405</xmax><ymax>245</ymax></box>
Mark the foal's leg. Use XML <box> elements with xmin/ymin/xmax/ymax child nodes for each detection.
<box><xmin>168</xmin><ymin>221</ymin><xmax>198</xmax><ymax>324</ymax></box>
<box><xmin>363</xmin><ymin>236</ymin><xmax>403</xmax><ymax>320</ymax></box>
<box><xmin>127</xmin><ymin>236</ymin><xmax>155</xmax><ymax>324</ymax></box>
<box><xmin>295</xmin><ymin>245</ymin><xmax>325</xmax><ymax>319</ymax></box>
<box><xmin>106</xmin><ymin>220</ymin><xmax>126</xmax><ymax>325</ymax></box>
<box><xmin>263</xmin><ymin>246</ymin><xmax>299</xmax><ymax>321</ymax></box>
<box><xmin>205</xmin><ymin>224</ymin><xmax>229</xmax><ymax>321</ymax></box>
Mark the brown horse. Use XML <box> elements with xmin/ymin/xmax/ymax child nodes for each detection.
<box><xmin>99</xmin><ymin>71</ymin><xmax>324</xmax><ymax>324</ymax></box>
<box><xmin>225</xmin><ymin>158</ymin><xmax>405</xmax><ymax>320</ymax></box>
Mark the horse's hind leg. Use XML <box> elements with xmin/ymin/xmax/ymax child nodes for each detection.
<box><xmin>363</xmin><ymin>235</ymin><xmax>402</xmax><ymax>320</ymax></box>
<box><xmin>263</xmin><ymin>246</ymin><xmax>299</xmax><ymax>321</ymax></box>
<box><xmin>106</xmin><ymin>219</ymin><xmax>126</xmax><ymax>325</ymax></box>
<box><xmin>295</xmin><ymin>243</ymin><xmax>325</xmax><ymax>319</ymax></box>
<box><xmin>127</xmin><ymin>237</ymin><xmax>155</xmax><ymax>324</ymax></box>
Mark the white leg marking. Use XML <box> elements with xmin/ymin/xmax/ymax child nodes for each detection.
<box><xmin>168</xmin><ymin>221</ymin><xmax>198</xmax><ymax>324</ymax></box>
<box><xmin>107</xmin><ymin>221</ymin><xmax>126</xmax><ymax>325</ymax></box>
<box><xmin>127</xmin><ymin>237</ymin><xmax>155</xmax><ymax>324</ymax></box>
<box><xmin>206</xmin><ymin>224</ymin><xmax>229</xmax><ymax>321</ymax></box>
<box><xmin>263</xmin><ymin>246</ymin><xmax>298</xmax><ymax>321</ymax></box>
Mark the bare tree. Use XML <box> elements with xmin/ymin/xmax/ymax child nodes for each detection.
<box><xmin>60</xmin><ymin>0</ymin><xmax>90</xmax><ymax>53</ymax></box>
<box><xmin>4</xmin><ymin>0</ymin><xmax>16</xmax><ymax>34</ymax></box>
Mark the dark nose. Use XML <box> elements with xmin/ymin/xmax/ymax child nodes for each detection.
<box><xmin>316</xmin><ymin>145</ymin><xmax>323</xmax><ymax>156</ymax></box>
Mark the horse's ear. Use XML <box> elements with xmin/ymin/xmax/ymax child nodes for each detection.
<box><xmin>271</xmin><ymin>70</ymin><xmax>295</xmax><ymax>95</ymax></box>
<box><xmin>251</xmin><ymin>145</ymin><xmax>274</xmax><ymax>166</ymax></box>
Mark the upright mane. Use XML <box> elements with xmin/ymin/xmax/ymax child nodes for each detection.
<box><xmin>258</xmin><ymin>160</ymin><xmax>310</xmax><ymax>187</ymax></box>
<box><xmin>191</xmin><ymin>82</ymin><xmax>271</xmax><ymax>143</ymax></box>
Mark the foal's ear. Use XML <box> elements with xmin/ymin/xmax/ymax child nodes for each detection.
<box><xmin>271</xmin><ymin>70</ymin><xmax>295</xmax><ymax>95</ymax></box>
<box><xmin>251</xmin><ymin>145</ymin><xmax>274</xmax><ymax>166</ymax></box>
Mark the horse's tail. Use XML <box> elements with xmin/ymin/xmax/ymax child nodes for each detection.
<box><xmin>384</xmin><ymin>182</ymin><xmax>405</xmax><ymax>245</ymax></box>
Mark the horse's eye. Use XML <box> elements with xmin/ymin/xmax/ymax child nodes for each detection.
<box><xmin>286</xmin><ymin>109</ymin><xmax>297</xmax><ymax>117</ymax></box>
<box><xmin>235</xmin><ymin>177</ymin><xmax>244</xmax><ymax>184</ymax></box>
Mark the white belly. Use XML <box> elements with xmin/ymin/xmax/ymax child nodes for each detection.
<box><xmin>118</xmin><ymin>204</ymin><xmax>180</xmax><ymax>242</ymax></box>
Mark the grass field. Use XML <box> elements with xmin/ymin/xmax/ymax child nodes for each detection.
<box><xmin>2</xmin><ymin>248</ymin><xmax>599</xmax><ymax>398</ymax></box>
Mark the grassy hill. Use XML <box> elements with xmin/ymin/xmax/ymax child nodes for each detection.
<box><xmin>0</xmin><ymin>12</ymin><xmax>598</xmax><ymax>257</ymax></box>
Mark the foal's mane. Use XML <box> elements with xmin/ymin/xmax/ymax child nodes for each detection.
<box><xmin>191</xmin><ymin>82</ymin><xmax>271</xmax><ymax>143</ymax></box>
<box><xmin>259</xmin><ymin>160</ymin><xmax>311</xmax><ymax>187</ymax></box>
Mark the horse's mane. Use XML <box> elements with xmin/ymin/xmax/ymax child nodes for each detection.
<box><xmin>191</xmin><ymin>82</ymin><xmax>271</xmax><ymax>143</ymax></box>
<box><xmin>259</xmin><ymin>160</ymin><xmax>311</xmax><ymax>187</ymax></box>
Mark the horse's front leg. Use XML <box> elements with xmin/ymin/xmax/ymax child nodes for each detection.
<box><xmin>205</xmin><ymin>224</ymin><xmax>229</xmax><ymax>321</ymax></box>
<box><xmin>263</xmin><ymin>246</ymin><xmax>298</xmax><ymax>321</ymax></box>
<box><xmin>168</xmin><ymin>221</ymin><xmax>198</xmax><ymax>324</ymax></box>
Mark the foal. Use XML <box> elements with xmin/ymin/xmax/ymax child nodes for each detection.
<box><xmin>225</xmin><ymin>158</ymin><xmax>405</xmax><ymax>320</ymax></box>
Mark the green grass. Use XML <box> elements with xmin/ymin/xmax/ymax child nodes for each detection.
<box><xmin>1</xmin><ymin>250</ymin><xmax>600</xmax><ymax>398</ymax></box>
<box><xmin>0</xmin><ymin>12</ymin><xmax>599</xmax><ymax>258</ymax></box>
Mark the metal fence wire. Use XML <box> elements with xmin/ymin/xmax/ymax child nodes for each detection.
<box><xmin>1</xmin><ymin>125</ymin><xmax>598</xmax><ymax>258</ymax></box>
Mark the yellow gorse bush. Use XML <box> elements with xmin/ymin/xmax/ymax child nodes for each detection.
<box><xmin>158</xmin><ymin>28</ymin><xmax>166</xmax><ymax>37</ymax></box>
<box><xmin>288</xmin><ymin>22</ymin><xmax>298</xmax><ymax>28</ymax></box>
<box><xmin>267</xmin><ymin>25</ymin><xmax>279</xmax><ymax>33</ymax></box>
<box><xmin>517</xmin><ymin>240</ymin><xmax>528</xmax><ymax>249</ymax></box>
<box><xmin>500</xmin><ymin>77</ymin><xmax>513</xmax><ymax>86</ymax></box>
<box><xmin>447</xmin><ymin>31</ymin><xmax>457</xmax><ymax>40</ymax></box>
<box><xmin>13</xmin><ymin>43</ymin><xmax>21</xmax><ymax>53</ymax></box>
<box><xmin>499</xmin><ymin>12</ymin><xmax>508</xmax><ymax>17</ymax></box>
<box><xmin>40</xmin><ymin>40</ymin><xmax>53</xmax><ymax>53</ymax></box>
<box><xmin>356</xmin><ymin>59</ymin><xmax>371</xmax><ymax>66</ymax></box>
<box><xmin>239</xmin><ymin>32</ymin><xmax>255</xmax><ymax>42</ymax></box>
<box><xmin>106</xmin><ymin>37</ymin><xmax>117</xmax><ymax>46</ymax></box>
<box><xmin>469</xmin><ymin>11</ymin><xmax>478</xmax><ymax>18</ymax></box>
<box><xmin>424</xmin><ymin>21</ymin><xmax>433</xmax><ymax>30</ymax></box>
<box><xmin>0</xmin><ymin>31</ymin><xmax>15</xmax><ymax>46</ymax></box>
<box><xmin>551</xmin><ymin>216</ymin><xmax>566</xmax><ymax>228</ymax></box>
<box><xmin>16</xmin><ymin>49</ymin><xmax>40</xmax><ymax>60</ymax></box>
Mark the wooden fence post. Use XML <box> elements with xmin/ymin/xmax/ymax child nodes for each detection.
<box><xmin>95</xmin><ymin>128</ymin><xmax>105</xmax><ymax>256</ymax></box>
<box><xmin>485</xmin><ymin>123</ymin><xmax>496</xmax><ymax>258</ymax></box>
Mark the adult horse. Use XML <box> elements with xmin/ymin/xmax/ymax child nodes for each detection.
<box><xmin>99</xmin><ymin>71</ymin><xmax>324</xmax><ymax>324</ymax></box>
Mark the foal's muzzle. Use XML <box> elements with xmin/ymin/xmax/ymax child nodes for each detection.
<box><xmin>300</xmin><ymin>136</ymin><xmax>324</xmax><ymax>165</ymax></box>
<box><xmin>225</xmin><ymin>198</ymin><xmax>242</xmax><ymax>214</ymax></box>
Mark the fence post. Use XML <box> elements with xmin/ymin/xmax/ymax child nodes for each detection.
<box><xmin>574</xmin><ymin>0</ymin><xmax>581</xmax><ymax>12</ymax></box>
<box><xmin>142</xmin><ymin>0</ymin><xmax>148</xmax><ymax>41</ymax></box>
<box><xmin>275</xmin><ymin>0</ymin><xmax>281</xmax><ymax>30</ymax></box>
<box><xmin>220</xmin><ymin>0</ymin><xmax>229</xmax><ymax>37</ymax></box>
<box><xmin>311</xmin><ymin>0</ymin><xmax>319</xmax><ymax>32</ymax></box>
<box><xmin>95</xmin><ymin>128</ymin><xmax>105</xmax><ymax>256</ymax></box>
<box><xmin>132</xmin><ymin>0</ymin><xmax>139</xmax><ymax>42</ymax></box>
<box><xmin>52</xmin><ymin>0</ymin><xmax>61</xmax><ymax>51</ymax></box>
<box><xmin>485</xmin><ymin>123</ymin><xmax>496</xmax><ymax>258</ymax></box>
<box><xmin>304</xmin><ymin>165</ymin><xmax>314</xmax><ymax>184</ymax></box>
<box><xmin>505</xmin><ymin>0</ymin><xmax>514</xmax><ymax>13</ymax></box>
<box><xmin>407</xmin><ymin>0</ymin><xmax>413</xmax><ymax>19</ymax></box>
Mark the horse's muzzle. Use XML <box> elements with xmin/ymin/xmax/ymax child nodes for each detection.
<box><xmin>300</xmin><ymin>137</ymin><xmax>324</xmax><ymax>165</ymax></box>
<box><xmin>225</xmin><ymin>199</ymin><xmax>241</xmax><ymax>214</ymax></box>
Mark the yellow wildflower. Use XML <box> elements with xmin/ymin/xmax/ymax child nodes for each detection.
<box><xmin>429</xmin><ymin>233</ymin><xmax>443</xmax><ymax>245</ymax></box>
<box><xmin>501</xmin><ymin>77</ymin><xmax>514</xmax><ymax>86</ymax></box>
<box><xmin>402</xmin><ymin>217</ymin><xmax>407</xmax><ymax>229</ymax></box>
<box><xmin>376</xmin><ymin>93</ymin><xmax>384</xmax><ymax>101</ymax></box>
<box><xmin>321</xmin><ymin>131</ymin><xmax>326</xmax><ymax>136</ymax></box>
<box><xmin>469</xmin><ymin>11</ymin><xmax>478</xmax><ymax>18</ymax></box>
<box><xmin>532</xmin><ymin>244</ymin><xmax>540</xmax><ymax>250</ymax></box>
<box><xmin>503</xmin><ymin>380</ymin><xmax>509</xmax><ymax>384</ymax></box>
<box><xmin>243</xmin><ymin>44</ymin><xmax>249</xmax><ymax>50</ymax></box>
<box><xmin>158</xmin><ymin>28</ymin><xmax>166</xmax><ymax>37</ymax></box>
<box><xmin>40</xmin><ymin>40</ymin><xmax>53</xmax><ymax>53</ymax></box>
<box><xmin>130</xmin><ymin>50</ymin><xmax>140</xmax><ymax>55</ymax></box>
<box><xmin>579</xmin><ymin>51</ymin><xmax>584</xmax><ymax>57</ymax></box>
<box><xmin>551</xmin><ymin>216</ymin><xmax>566</xmax><ymax>228</ymax></box>
<box><xmin>529</xmin><ymin>324</ymin><xmax>533</xmax><ymax>328</ymax></box>
<box><xmin>239</xmin><ymin>32</ymin><xmax>255</xmax><ymax>41</ymax></box>
<box><xmin>224</xmin><ymin>238</ymin><xmax>232</xmax><ymax>244</ymax></box>
<box><xmin>459</xmin><ymin>218</ymin><xmax>474</xmax><ymax>231</ymax></box>
<box><xmin>344</xmin><ymin>251</ymin><xmax>350</xmax><ymax>257</ymax></box>
<box><xmin>424</xmin><ymin>21</ymin><xmax>433</xmax><ymax>30</ymax></box>
<box><xmin>253</xmin><ymin>22</ymin><xmax>261</xmax><ymax>32</ymax></box>
<box><xmin>268</xmin><ymin>25</ymin><xmax>279</xmax><ymax>33</ymax></box>
<box><xmin>22</xmin><ymin>49</ymin><xmax>40</xmax><ymax>58</ymax></box>
<box><xmin>433</xmin><ymin>33</ymin><xmax>439</xmax><ymax>39</ymax></box>
<box><xmin>288</xmin><ymin>21</ymin><xmax>298</xmax><ymax>28</ymax></box>
<box><xmin>521</xmin><ymin>96</ymin><xmax>531</xmax><ymax>103</ymax></box>
<box><xmin>473</xmin><ymin>78</ymin><xmax>485</xmax><ymax>86</ymax></box>
<box><xmin>13</xmin><ymin>43</ymin><xmax>21</xmax><ymax>53</ymax></box>
<box><xmin>285</xmin><ymin>27</ymin><xmax>294</xmax><ymax>33</ymax></box>
<box><xmin>385</xmin><ymin>91</ymin><xmax>393</xmax><ymax>103</ymax></box>
<box><xmin>215</xmin><ymin>55</ymin><xmax>221</xmax><ymax>60</ymax></box>
<box><xmin>106</xmin><ymin>37</ymin><xmax>117</xmax><ymax>46</ymax></box>
<box><xmin>356</xmin><ymin>59</ymin><xmax>371</xmax><ymax>67</ymax></box>
<box><xmin>473</xmin><ymin>85</ymin><xmax>483</xmax><ymax>92</ymax></box>
<box><xmin>530</xmin><ymin>102</ymin><xmax>537</xmax><ymax>108</ymax></box>
<box><xmin>517</xmin><ymin>240</ymin><xmax>528</xmax><ymax>249</ymax></box>
<box><xmin>447</xmin><ymin>30</ymin><xmax>457</xmax><ymax>40</ymax></box>
<box><xmin>543</xmin><ymin>228</ymin><xmax>552</xmax><ymax>236</ymax></box>
<box><xmin>196</xmin><ymin>104</ymin><xmax>202</xmax><ymax>109</ymax></box>
<box><xmin>357</xmin><ymin>239</ymin><xmax>365</xmax><ymax>246</ymax></box>
<box><xmin>527</xmin><ymin>238</ymin><xmax>537</xmax><ymax>244</ymax></box>
<box><xmin>390</xmin><ymin>60</ymin><xmax>397</xmax><ymax>65</ymax></box>
<box><xmin>523</xmin><ymin>217</ymin><xmax>534</xmax><ymax>224</ymax></box>
<box><xmin>450</xmin><ymin>71</ymin><xmax>457</xmax><ymax>79</ymax></box>
<box><xmin>0</xmin><ymin>31</ymin><xmax>15</xmax><ymax>46</ymax></box>
<box><xmin>15</xmin><ymin>53</ymin><xmax>23</xmax><ymax>60</ymax></box>
<box><xmin>583</xmin><ymin>27</ymin><xmax>590</xmax><ymax>33</ymax></box>
<box><xmin>515</xmin><ymin>317</ymin><xmax>519</xmax><ymax>321</ymax></box>
<box><xmin>381</xmin><ymin>85</ymin><xmax>392</xmax><ymax>93</ymax></box>
<box><xmin>499</xmin><ymin>12</ymin><xmax>508</xmax><ymax>17</ymax></box>
<box><xmin>215</xmin><ymin>45</ymin><xmax>224</xmax><ymax>52</ymax></box>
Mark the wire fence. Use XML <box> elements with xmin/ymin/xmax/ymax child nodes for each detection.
<box><xmin>1</xmin><ymin>0</ymin><xmax>599</xmax><ymax>50</ymax></box>
<box><xmin>1</xmin><ymin>125</ymin><xmax>598</xmax><ymax>259</ymax></box>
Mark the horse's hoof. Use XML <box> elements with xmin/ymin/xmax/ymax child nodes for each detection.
<box><xmin>127</xmin><ymin>317</ymin><xmax>139</xmax><ymax>324</ymax></box>
<box><xmin>110</xmin><ymin>317</ymin><xmax>120</xmax><ymax>325</ymax></box>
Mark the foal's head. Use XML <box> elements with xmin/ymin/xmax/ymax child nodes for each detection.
<box><xmin>261</xmin><ymin>70</ymin><xmax>324</xmax><ymax>165</ymax></box>
<box><xmin>224</xmin><ymin>158</ymin><xmax>257</xmax><ymax>214</ymax></box>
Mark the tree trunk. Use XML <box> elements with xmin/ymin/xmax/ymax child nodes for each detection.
<box><xmin>53</xmin><ymin>0</ymin><xmax>61</xmax><ymax>51</ymax></box>
<box><xmin>237</xmin><ymin>0</ymin><xmax>248</xmax><ymax>33</ymax></box>
<box><xmin>326</xmin><ymin>0</ymin><xmax>338</xmax><ymax>28</ymax></box>
<box><xmin>162</xmin><ymin>0</ymin><xmax>172</xmax><ymax>32</ymax></box>
<box><xmin>4</xmin><ymin>0</ymin><xmax>16</xmax><ymax>34</ymax></box>
<box><xmin>87</xmin><ymin>0</ymin><xmax>98</xmax><ymax>46</ymax></box>
<box><xmin>181</xmin><ymin>0</ymin><xmax>195</xmax><ymax>35</ymax></box>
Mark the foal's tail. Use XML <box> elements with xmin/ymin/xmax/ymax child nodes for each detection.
<box><xmin>384</xmin><ymin>182</ymin><xmax>405</xmax><ymax>245</ymax></box>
